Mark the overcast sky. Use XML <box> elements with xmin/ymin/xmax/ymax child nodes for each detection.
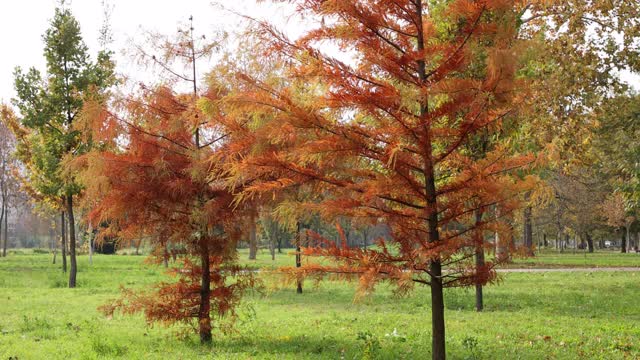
<box><xmin>0</xmin><ymin>0</ymin><xmax>302</xmax><ymax>102</ymax></box>
<box><xmin>0</xmin><ymin>1</ymin><xmax>637</xmax><ymax>104</ymax></box>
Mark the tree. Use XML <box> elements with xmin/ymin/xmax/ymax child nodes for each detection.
<box><xmin>222</xmin><ymin>1</ymin><xmax>536</xmax><ymax>358</ymax></box>
<box><xmin>10</xmin><ymin>5</ymin><xmax>114</xmax><ymax>287</ymax></box>
<box><xmin>81</xmin><ymin>18</ymin><xmax>257</xmax><ymax>344</ymax></box>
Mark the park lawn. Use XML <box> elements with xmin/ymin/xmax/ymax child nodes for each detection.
<box><xmin>0</xmin><ymin>253</ymin><xmax>639</xmax><ymax>359</ymax></box>
<box><xmin>236</xmin><ymin>248</ymin><xmax>640</xmax><ymax>270</ymax></box>
<box><xmin>510</xmin><ymin>249</ymin><xmax>640</xmax><ymax>268</ymax></box>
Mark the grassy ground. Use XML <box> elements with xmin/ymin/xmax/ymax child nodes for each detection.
<box><xmin>238</xmin><ymin>248</ymin><xmax>640</xmax><ymax>269</ymax></box>
<box><xmin>0</xmin><ymin>252</ymin><xmax>639</xmax><ymax>359</ymax></box>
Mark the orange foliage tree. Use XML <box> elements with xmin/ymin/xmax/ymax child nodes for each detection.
<box><xmin>219</xmin><ymin>1</ymin><xmax>537</xmax><ymax>358</ymax></box>
<box><xmin>79</xmin><ymin>84</ymin><xmax>257</xmax><ymax>343</ymax></box>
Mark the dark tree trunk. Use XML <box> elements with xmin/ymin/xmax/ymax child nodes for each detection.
<box><xmin>163</xmin><ymin>242</ymin><xmax>169</xmax><ymax>268</ymax></box>
<box><xmin>474</xmin><ymin>209</ymin><xmax>485</xmax><ymax>312</ymax></box>
<box><xmin>66</xmin><ymin>196</ymin><xmax>77</xmax><ymax>288</ymax></box>
<box><xmin>543</xmin><ymin>233</ymin><xmax>548</xmax><ymax>247</ymax></box>
<box><xmin>430</xmin><ymin>260</ymin><xmax>446</xmax><ymax>360</ymax></box>
<box><xmin>586</xmin><ymin>233</ymin><xmax>594</xmax><ymax>253</ymax></box>
<box><xmin>61</xmin><ymin>210</ymin><xmax>67</xmax><ymax>273</ymax></box>
<box><xmin>522</xmin><ymin>193</ymin><xmax>534</xmax><ymax>255</ymax></box>
<box><xmin>198</xmin><ymin>239</ymin><xmax>212</xmax><ymax>344</ymax></box>
<box><xmin>248</xmin><ymin>217</ymin><xmax>257</xmax><ymax>260</ymax></box>
<box><xmin>621</xmin><ymin>227</ymin><xmax>627</xmax><ymax>253</ymax></box>
<box><xmin>295</xmin><ymin>222</ymin><xmax>303</xmax><ymax>294</ymax></box>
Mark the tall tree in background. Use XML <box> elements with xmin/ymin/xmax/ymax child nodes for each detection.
<box><xmin>222</xmin><ymin>1</ymin><xmax>537</xmax><ymax>358</ymax></box>
<box><xmin>0</xmin><ymin>108</ymin><xmax>20</xmax><ymax>257</ymax></box>
<box><xmin>10</xmin><ymin>5</ymin><xmax>114</xmax><ymax>287</ymax></box>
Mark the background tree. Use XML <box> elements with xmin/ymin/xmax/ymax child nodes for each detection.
<box><xmin>10</xmin><ymin>5</ymin><xmax>114</xmax><ymax>287</ymax></box>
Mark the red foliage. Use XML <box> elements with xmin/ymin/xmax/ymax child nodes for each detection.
<box><xmin>80</xmin><ymin>86</ymin><xmax>257</xmax><ymax>342</ymax></box>
<box><xmin>222</xmin><ymin>1</ymin><xmax>537</xmax><ymax>357</ymax></box>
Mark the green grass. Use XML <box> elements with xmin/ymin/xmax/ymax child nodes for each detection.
<box><xmin>1</xmin><ymin>252</ymin><xmax>639</xmax><ymax>359</ymax></box>
<box><xmin>236</xmin><ymin>248</ymin><xmax>640</xmax><ymax>270</ymax></box>
<box><xmin>510</xmin><ymin>249</ymin><xmax>640</xmax><ymax>268</ymax></box>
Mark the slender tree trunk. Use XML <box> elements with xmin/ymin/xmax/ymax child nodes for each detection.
<box><xmin>163</xmin><ymin>242</ymin><xmax>169</xmax><ymax>268</ymax></box>
<box><xmin>295</xmin><ymin>222</ymin><xmax>303</xmax><ymax>294</ymax></box>
<box><xmin>66</xmin><ymin>196</ymin><xmax>77</xmax><ymax>288</ymax></box>
<box><xmin>198</xmin><ymin>239</ymin><xmax>212</xmax><ymax>344</ymax></box>
<box><xmin>543</xmin><ymin>233</ymin><xmax>548</xmax><ymax>247</ymax></box>
<box><xmin>61</xmin><ymin>210</ymin><xmax>67</xmax><ymax>273</ymax></box>
<box><xmin>495</xmin><ymin>207</ymin><xmax>509</xmax><ymax>262</ymax></box>
<box><xmin>621</xmin><ymin>227</ymin><xmax>627</xmax><ymax>253</ymax></box>
<box><xmin>0</xmin><ymin>203</ymin><xmax>5</xmax><ymax>258</ymax></box>
<box><xmin>88</xmin><ymin>226</ymin><xmax>94</xmax><ymax>265</ymax></box>
<box><xmin>474</xmin><ymin>209</ymin><xmax>485</xmax><ymax>312</ymax></box>
<box><xmin>522</xmin><ymin>192</ymin><xmax>534</xmax><ymax>255</ymax></box>
<box><xmin>626</xmin><ymin>226</ymin><xmax>631</xmax><ymax>253</ymax></box>
<box><xmin>248</xmin><ymin>216</ymin><xmax>257</xmax><ymax>260</ymax></box>
<box><xmin>2</xmin><ymin>206</ymin><xmax>7</xmax><ymax>257</ymax></box>
<box><xmin>52</xmin><ymin>225</ymin><xmax>57</xmax><ymax>264</ymax></box>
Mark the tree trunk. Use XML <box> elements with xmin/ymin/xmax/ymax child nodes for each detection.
<box><xmin>198</xmin><ymin>239</ymin><xmax>212</xmax><ymax>344</ymax></box>
<box><xmin>66</xmin><ymin>196</ymin><xmax>77</xmax><ymax>288</ymax></box>
<box><xmin>248</xmin><ymin>216</ymin><xmax>257</xmax><ymax>260</ymax></box>
<box><xmin>543</xmin><ymin>233</ymin><xmax>548</xmax><ymax>247</ymax></box>
<box><xmin>0</xmin><ymin>203</ymin><xmax>5</xmax><ymax>257</ymax></box>
<box><xmin>163</xmin><ymin>242</ymin><xmax>169</xmax><ymax>268</ymax></box>
<box><xmin>586</xmin><ymin>232</ymin><xmax>594</xmax><ymax>253</ymax></box>
<box><xmin>495</xmin><ymin>207</ymin><xmax>509</xmax><ymax>262</ymax></box>
<box><xmin>295</xmin><ymin>221</ymin><xmax>302</xmax><ymax>294</ymax></box>
<box><xmin>2</xmin><ymin>205</ymin><xmax>7</xmax><ymax>257</ymax></box>
<box><xmin>61</xmin><ymin>210</ymin><xmax>67</xmax><ymax>273</ymax></box>
<box><xmin>52</xmin><ymin>225</ymin><xmax>57</xmax><ymax>264</ymax></box>
<box><xmin>474</xmin><ymin>209</ymin><xmax>485</xmax><ymax>312</ymax></box>
<box><xmin>522</xmin><ymin>193</ymin><xmax>534</xmax><ymax>256</ymax></box>
<box><xmin>626</xmin><ymin>226</ymin><xmax>631</xmax><ymax>253</ymax></box>
<box><xmin>621</xmin><ymin>227</ymin><xmax>627</xmax><ymax>253</ymax></box>
<box><xmin>88</xmin><ymin>228</ymin><xmax>94</xmax><ymax>266</ymax></box>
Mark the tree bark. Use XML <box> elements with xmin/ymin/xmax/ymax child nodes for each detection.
<box><xmin>295</xmin><ymin>222</ymin><xmax>303</xmax><ymax>294</ymax></box>
<box><xmin>248</xmin><ymin>216</ymin><xmax>257</xmax><ymax>260</ymax></box>
<box><xmin>0</xmin><ymin>203</ymin><xmax>5</xmax><ymax>257</ymax></box>
<box><xmin>474</xmin><ymin>209</ymin><xmax>485</xmax><ymax>312</ymax></box>
<box><xmin>586</xmin><ymin>232</ymin><xmax>594</xmax><ymax>253</ymax></box>
<box><xmin>61</xmin><ymin>210</ymin><xmax>67</xmax><ymax>273</ymax></box>
<box><xmin>621</xmin><ymin>227</ymin><xmax>627</xmax><ymax>253</ymax></box>
<box><xmin>66</xmin><ymin>196</ymin><xmax>77</xmax><ymax>288</ymax></box>
<box><xmin>198</xmin><ymin>239</ymin><xmax>212</xmax><ymax>344</ymax></box>
<box><xmin>522</xmin><ymin>193</ymin><xmax>534</xmax><ymax>256</ymax></box>
<box><xmin>2</xmin><ymin>205</ymin><xmax>7</xmax><ymax>257</ymax></box>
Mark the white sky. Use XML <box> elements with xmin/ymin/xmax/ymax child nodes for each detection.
<box><xmin>0</xmin><ymin>0</ymin><xmax>302</xmax><ymax>103</ymax></box>
<box><xmin>0</xmin><ymin>1</ymin><xmax>637</xmax><ymax>104</ymax></box>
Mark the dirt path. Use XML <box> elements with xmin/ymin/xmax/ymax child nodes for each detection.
<box><xmin>498</xmin><ymin>267</ymin><xmax>640</xmax><ymax>273</ymax></box>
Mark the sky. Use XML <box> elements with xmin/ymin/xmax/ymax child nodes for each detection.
<box><xmin>0</xmin><ymin>1</ymin><xmax>637</xmax><ymax>104</ymax></box>
<box><xmin>0</xmin><ymin>0</ymin><xmax>301</xmax><ymax>103</ymax></box>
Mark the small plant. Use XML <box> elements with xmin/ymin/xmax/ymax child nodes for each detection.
<box><xmin>357</xmin><ymin>330</ymin><xmax>381</xmax><ymax>360</ymax></box>
<box><xmin>91</xmin><ymin>336</ymin><xmax>128</xmax><ymax>357</ymax></box>
<box><xmin>462</xmin><ymin>336</ymin><xmax>482</xmax><ymax>360</ymax></box>
<box><xmin>19</xmin><ymin>316</ymin><xmax>52</xmax><ymax>333</ymax></box>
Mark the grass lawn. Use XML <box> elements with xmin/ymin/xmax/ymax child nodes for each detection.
<box><xmin>0</xmin><ymin>251</ymin><xmax>639</xmax><ymax>359</ymax></box>
<box><xmin>237</xmin><ymin>248</ymin><xmax>640</xmax><ymax>270</ymax></box>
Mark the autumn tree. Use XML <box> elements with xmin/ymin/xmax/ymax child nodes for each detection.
<box><xmin>220</xmin><ymin>1</ymin><xmax>537</xmax><ymax>358</ymax></box>
<box><xmin>10</xmin><ymin>5</ymin><xmax>114</xmax><ymax>287</ymax></box>
<box><xmin>80</xmin><ymin>18</ymin><xmax>257</xmax><ymax>344</ymax></box>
